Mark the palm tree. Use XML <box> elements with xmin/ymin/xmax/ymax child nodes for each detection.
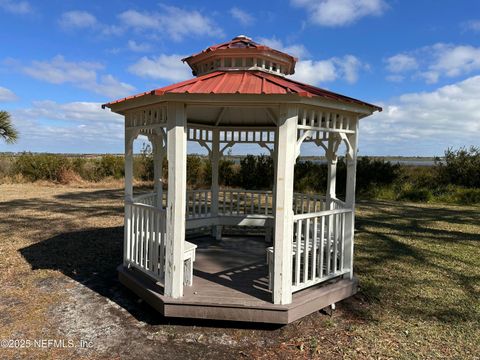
<box><xmin>0</xmin><ymin>111</ymin><xmax>18</xmax><ymax>143</ymax></box>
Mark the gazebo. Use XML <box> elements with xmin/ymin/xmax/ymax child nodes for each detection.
<box><xmin>103</xmin><ymin>35</ymin><xmax>381</xmax><ymax>324</ymax></box>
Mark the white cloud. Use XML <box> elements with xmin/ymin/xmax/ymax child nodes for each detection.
<box><xmin>0</xmin><ymin>86</ymin><xmax>18</xmax><ymax>102</ymax></box>
<box><xmin>462</xmin><ymin>19</ymin><xmax>480</xmax><ymax>32</ymax></box>
<box><xmin>428</xmin><ymin>44</ymin><xmax>480</xmax><ymax>79</ymax></box>
<box><xmin>385</xmin><ymin>43</ymin><xmax>480</xmax><ymax>84</ymax></box>
<box><xmin>6</xmin><ymin>101</ymin><xmax>124</xmax><ymax>153</ymax></box>
<box><xmin>59</xmin><ymin>10</ymin><xmax>97</xmax><ymax>29</ymax></box>
<box><xmin>58</xmin><ymin>10</ymin><xmax>123</xmax><ymax>36</ymax></box>
<box><xmin>362</xmin><ymin>76</ymin><xmax>480</xmax><ymax>155</ymax></box>
<box><xmin>128</xmin><ymin>54</ymin><xmax>192</xmax><ymax>82</ymax></box>
<box><xmin>385</xmin><ymin>54</ymin><xmax>418</xmax><ymax>73</ymax></box>
<box><xmin>0</xmin><ymin>0</ymin><xmax>32</xmax><ymax>14</ymax></box>
<box><xmin>19</xmin><ymin>55</ymin><xmax>135</xmax><ymax>99</ymax></box>
<box><xmin>257</xmin><ymin>37</ymin><xmax>309</xmax><ymax>59</ymax></box>
<box><xmin>16</xmin><ymin>100</ymin><xmax>122</xmax><ymax>123</ymax></box>
<box><xmin>291</xmin><ymin>0</ymin><xmax>387</xmax><ymax>27</ymax></box>
<box><xmin>118</xmin><ymin>5</ymin><xmax>224</xmax><ymax>41</ymax></box>
<box><xmin>127</xmin><ymin>40</ymin><xmax>152</xmax><ymax>53</ymax></box>
<box><xmin>292</xmin><ymin>55</ymin><xmax>366</xmax><ymax>84</ymax></box>
<box><xmin>230</xmin><ymin>7</ymin><xmax>254</xmax><ymax>26</ymax></box>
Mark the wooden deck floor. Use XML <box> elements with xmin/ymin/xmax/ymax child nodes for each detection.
<box><xmin>118</xmin><ymin>235</ymin><xmax>357</xmax><ymax>324</ymax></box>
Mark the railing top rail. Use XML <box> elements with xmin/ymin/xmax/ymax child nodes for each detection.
<box><xmin>293</xmin><ymin>192</ymin><xmax>326</xmax><ymax>199</ymax></box>
<box><xmin>132</xmin><ymin>192</ymin><xmax>156</xmax><ymax>201</ymax></box>
<box><xmin>219</xmin><ymin>189</ymin><xmax>273</xmax><ymax>194</ymax></box>
<box><xmin>127</xmin><ymin>201</ymin><xmax>166</xmax><ymax>213</ymax></box>
<box><xmin>293</xmin><ymin>208</ymin><xmax>352</xmax><ymax>220</ymax></box>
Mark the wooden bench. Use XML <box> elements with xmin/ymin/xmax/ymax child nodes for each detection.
<box><xmin>266</xmin><ymin>242</ymin><xmax>312</xmax><ymax>290</ymax></box>
<box><xmin>183</xmin><ymin>241</ymin><xmax>197</xmax><ymax>286</ymax></box>
<box><xmin>266</xmin><ymin>240</ymin><xmax>330</xmax><ymax>290</ymax></box>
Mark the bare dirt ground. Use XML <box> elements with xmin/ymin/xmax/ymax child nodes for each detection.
<box><xmin>0</xmin><ymin>183</ymin><xmax>479</xmax><ymax>359</ymax></box>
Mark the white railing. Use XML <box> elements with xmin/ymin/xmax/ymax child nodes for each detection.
<box><xmin>219</xmin><ymin>190</ymin><xmax>273</xmax><ymax>216</ymax></box>
<box><xmin>124</xmin><ymin>201</ymin><xmax>166</xmax><ymax>281</ymax></box>
<box><xmin>291</xmin><ymin>208</ymin><xmax>351</xmax><ymax>292</ymax></box>
<box><xmin>133</xmin><ymin>192</ymin><xmax>157</xmax><ymax>207</ymax></box>
<box><xmin>186</xmin><ymin>189</ymin><xmax>211</xmax><ymax>219</ymax></box>
<box><xmin>133</xmin><ymin>190</ymin><xmax>343</xmax><ymax>217</ymax></box>
<box><xmin>293</xmin><ymin>193</ymin><xmax>326</xmax><ymax>214</ymax></box>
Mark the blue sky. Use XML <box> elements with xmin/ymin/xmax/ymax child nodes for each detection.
<box><xmin>0</xmin><ymin>0</ymin><xmax>479</xmax><ymax>156</ymax></box>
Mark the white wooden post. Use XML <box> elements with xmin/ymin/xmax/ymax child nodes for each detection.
<box><xmin>272</xmin><ymin>105</ymin><xmax>297</xmax><ymax>305</ymax></box>
<box><xmin>151</xmin><ymin>130</ymin><xmax>164</xmax><ymax>209</ymax></box>
<box><xmin>210</xmin><ymin>128</ymin><xmax>222</xmax><ymax>239</ymax></box>
<box><xmin>165</xmin><ymin>102</ymin><xmax>187</xmax><ymax>298</ymax></box>
<box><xmin>326</xmin><ymin>134</ymin><xmax>338</xmax><ymax>209</ymax></box>
<box><xmin>124</xmin><ymin>128</ymin><xmax>136</xmax><ymax>266</ymax></box>
<box><xmin>269</xmin><ymin>129</ymin><xmax>278</xmax><ymax>242</ymax></box>
<box><xmin>326</xmin><ymin>133</ymin><xmax>338</xmax><ymax>266</ymax></box>
<box><xmin>125</xmin><ymin>129</ymin><xmax>135</xmax><ymax>203</ymax></box>
<box><xmin>343</xmin><ymin>119</ymin><xmax>358</xmax><ymax>279</ymax></box>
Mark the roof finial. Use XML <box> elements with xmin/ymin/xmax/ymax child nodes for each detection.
<box><xmin>233</xmin><ymin>35</ymin><xmax>251</xmax><ymax>41</ymax></box>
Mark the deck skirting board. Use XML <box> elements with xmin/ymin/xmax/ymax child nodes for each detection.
<box><xmin>118</xmin><ymin>265</ymin><xmax>358</xmax><ymax>324</ymax></box>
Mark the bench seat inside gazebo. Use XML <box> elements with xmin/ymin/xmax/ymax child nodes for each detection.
<box><xmin>118</xmin><ymin>235</ymin><xmax>358</xmax><ymax>324</ymax></box>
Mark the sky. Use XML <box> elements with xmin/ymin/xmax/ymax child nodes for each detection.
<box><xmin>0</xmin><ymin>0</ymin><xmax>479</xmax><ymax>156</ymax></box>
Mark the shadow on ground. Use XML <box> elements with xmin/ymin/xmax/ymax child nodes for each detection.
<box><xmin>15</xmin><ymin>189</ymin><xmax>480</xmax><ymax>329</ymax></box>
<box><xmin>19</xmin><ymin>226</ymin><xmax>281</xmax><ymax>330</ymax></box>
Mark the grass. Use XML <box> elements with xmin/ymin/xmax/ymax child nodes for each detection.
<box><xmin>0</xmin><ymin>183</ymin><xmax>478</xmax><ymax>359</ymax></box>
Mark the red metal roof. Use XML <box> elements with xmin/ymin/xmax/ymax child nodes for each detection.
<box><xmin>181</xmin><ymin>35</ymin><xmax>297</xmax><ymax>64</ymax></box>
<box><xmin>103</xmin><ymin>70</ymin><xmax>381</xmax><ymax>111</ymax></box>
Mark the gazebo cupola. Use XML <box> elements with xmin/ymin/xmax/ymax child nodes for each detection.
<box><xmin>182</xmin><ymin>35</ymin><xmax>297</xmax><ymax>76</ymax></box>
<box><xmin>103</xmin><ymin>35</ymin><xmax>381</xmax><ymax>324</ymax></box>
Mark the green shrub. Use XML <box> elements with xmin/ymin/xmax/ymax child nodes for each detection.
<box><xmin>238</xmin><ymin>155</ymin><xmax>274</xmax><ymax>190</ymax></box>
<box><xmin>436</xmin><ymin>146</ymin><xmax>480</xmax><ymax>188</ymax></box>
<box><xmin>187</xmin><ymin>155</ymin><xmax>205</xmax><ymax>187</ymax></box>
<box><xmin>13</xmin><ymin>153</ymin><xmax>73</xmax><ymax>182</ymax></box>
<box><xmin>97</xmin><ymin>155</ymin><xmax>124</xmax><ymax>179</ymax></box>
<box><xmin>294</xmin><ymin>161</ymin><xmax>327</xmax><ymax>193</ymax></box>
<box><xmin>0</xmin><ymin>154</ymin><xmax>14</xmax><ymax>180</ymax></box>
<box><xmin>219</xmin><ymin>158</ymin><xmax>237</xmax><ymax>187</ymax></box>
<box><xmin>398</xmin><ymin>187</ymin><xmax>432</xmax><ymax>202</ymax></box>
<box><xmin>454</xmin><ymin>188</ymin><xmax>480</xmax><ymax>204</ymax></box>
<box><xmin>134</xmin><ymin>143</ymin><xmax>153</xmax><ymax>181</ymax></box>
<box><xmin>356</xmin><ymin>157</ymin><xmax>401</xmax><ymax>194</ymax></box>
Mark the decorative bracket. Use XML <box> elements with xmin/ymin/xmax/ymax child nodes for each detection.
<box><xmin>259</xmin><ymin>141</ymin><xmax>274</xmax><ymax>156</ymax></box>
<box><xmin>126</xmin><ymin>128</ymin><xmax>141</xmax><ymax>150</ymax></box>
<box><xmin>338</xmin><ymin>133</ymin><xmax>354</xmax><ymax>160</ymax></box>
<box><xmin>220</xmin><ymin>140</ymin><xmax>235</xmax><ymax>155</ymax></box>
<box><xmin>198</xmin><ymin>139</ymin><xmax>212</xmax><ymax>156</ymax></box>
<box><xmin>296</xmin><ymin>130</ymin><xmax>313</xmax><ymax>159</ymax></box>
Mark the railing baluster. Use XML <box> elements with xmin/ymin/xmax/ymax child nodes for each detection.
<box><xmin>319</xmin><ymin>215</ymin><xmax>325</xmax><ymax>278</ymax></box>
<box><xmin>312</xmin><ymin>217</ymin><xmax>318</xmax><ymax>280</ymax></box>
<box><xmin>222</xmin><ymin>191</ymin><xmax>227</xmax><ymax>214</ymax></box>
<box><xmin>159</xmin><ymin>213</ymin><xmax>165</xmax><ymax>278</ymax></box>
<box><xmin>130</xmin><ymin>206</ymin><xmax>135</xmax><ymax>263</ymax></box>
<box><xmin>149</xmin><ymin>208</ymin><xmax>154</xmax><ymax>269</ymax></box>
<box><xmin>333</xmin><ymin>213</ymin><xmax>338</xmax><ymax>273</ymax></box>
<box><xmin>304</xmin><ymin>218</ymin><xmax>310</xmax><ymax>282</ymax></box>
<box><xmin>326</xmin><ymin>213</ymin><xmax>332</xmax><ymax>275</ymax></box>
<box><xmin>139</xmin><ymin>207</ymin><xmax>144</xmax><ymax>267</ymax></box>
<box><xmin>340</xmin><ymin>212</ymin><xmax>345</xmax><ymax>271</ymax></box>
<box><xmin>236</xmin><ymin>192</ymin><xmax>240</xmax><ymax>214</ymax></box>
<box><xmin>295</xmin><ymin>220</ymin><xmax>302</xmax><ymax>286</ymax></box>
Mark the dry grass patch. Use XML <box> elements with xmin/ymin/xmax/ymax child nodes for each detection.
<box><xmin>0</xmin><ymin>184</ymin><xmax>478</xmax><ymax>359</ymax></box>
